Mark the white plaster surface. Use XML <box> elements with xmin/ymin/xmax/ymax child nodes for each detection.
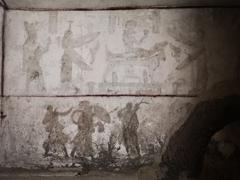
<box><xmin>0</xmin><ymin>97</ymin><xmax>194</xmax><ymax>168</ymax></box>
<box><xmin>2</xmin><ymin>7</ymin><xmax>240</xmax><ymax>173</ymax></box>
<box><xmin>5</xmin><ymin>9</ymin><xmax>240</xmax><ymax>96</ymax></box>
<box><xmin>4</xmin><ymin>9</ymin><xmax>210</xmax><ymax>96</ymax></box>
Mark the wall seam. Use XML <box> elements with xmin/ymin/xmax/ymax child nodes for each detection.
<box><xmin>1</xmin><ymin>7</ymin><xmax>6</xmax><ymax>124</ymax></box>
<box><xmin>4</xmin><ymin>94</ymin><xmax>198</xmax><ymax>98</ymax></box>
<box><xmin>6</xmin><ymin>5</ymin><xmax>240</xmax><ymax>12</ymax></box>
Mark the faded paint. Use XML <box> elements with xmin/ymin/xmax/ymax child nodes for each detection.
<box><xmin>5</xmin><ymin>9</ymin><xmax>240</xmax><ymax>96</ymax></box>
<box><xmin>5</xmin><ymin>9</ymin><xmax>209</xmax><ymax>96</ymax></box>
<box><xmin>0</xmin><ymin>97</ymin><xmax>194</xmax><ymax>170</ymax></box>
<box><xmin>1</xmin><ymin>7</ymin><xmax>240</xmax><ymax>179</ymax></box>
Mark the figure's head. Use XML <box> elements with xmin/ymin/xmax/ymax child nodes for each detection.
<box><xmin>24</xmin><ymin>21</ymin><xmax>38</xmax><ymax>32</ymax></box>
<box><xmin>126</xmin><ymin>102</ymin><xmax>133</xmax><ymax>110</ymax></box>
<box><xmin>125</xmin><ymin>20</ymin><xmax>137</xmax><ymax>30</ymax></box>
<box><xmin>47</xmin><ymin>105</ymin><xmax>53</xmax><ymax>112</ymax></box>
<box><xmin>24</xmin><ymin>21</ymin><xmax>38</xmax><ymax>39</ymax></box>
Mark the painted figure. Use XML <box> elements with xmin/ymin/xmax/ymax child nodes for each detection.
<box><xmin>23</xmin><ymin>21</ymin><xmax>50</xmax><ymax>92</ymax></box>
<box><xmin>118</xmin><ymin>102</ymin><xmax>141</xmax><ymax>158</ymax></box>
<box><xmin>70</xmin><ymin>101</ymin><xmax>110</xmax><ymax>158</ymax></box>
<box><xmin>42</xmin><ymin>105</ymin><xmax>72</xmax><ymax>158</ymax></box>
<box><xmin>61</xmin><ymin>22</ymin><xmax>100</xmax><ymax>84</ymax></box>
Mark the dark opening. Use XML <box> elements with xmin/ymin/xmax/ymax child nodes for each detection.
<box><xmin>158</xmin><ymin>95</ymin><xmax>240</xmax><ymax>180</ymax></box>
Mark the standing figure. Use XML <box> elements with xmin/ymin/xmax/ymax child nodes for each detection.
<box><xmin>61</xmin><ymin>22</ymin><xmax>100</xmax><ymax>85</ymax></box>
<box><xmin>70</xmin><ymin>101</ymin><xmax>94</xmax><ymax>157</ymax></box>
<box><xmin>42</xmin><ymin>105</ymin><xmax>72</xmax><ymax>158</ymax></box>
<box><xmin>70</xmin><ymin>101</ymin><xmax>110</xmax><ymax>158</ymax></box>
<box><xmin>23</xmin><ymin>21</ymin><xmax>50</xmax><ymax>92</ymax></box>
<box><xmin>118</xmin><ymin>102</ymin><xmax>141</xmax><ymax>158</ymax></box>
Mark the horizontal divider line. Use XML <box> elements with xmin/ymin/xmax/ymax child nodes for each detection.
<box><xmin>2</xmin><ymin>94</ymin><xmax>198</xmax><ymax>98</ymax></box>
<box><xmin>6</xmin><ymin>5</ymin><xmax>240</xmax><ymax>12</ymax></box>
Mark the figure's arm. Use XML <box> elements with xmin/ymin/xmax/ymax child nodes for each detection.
<box><xmin>71</xmin><ymin>110</ymin><xmax>82</xmax><ymax>125</ymax></box>
<box><xmin>133</xmin><ymin>104</ymin><xmax>140</xmax><ymax>112</ymax></box>
<box><xmin>117</xmin><ymin>108</ymin><xmax>124</xmax><ymax>118</ymax></box>
<box><xmin>41</xmin><ymin>37</ymin><xmax>51</xmax><ymax>54</ymax></box>
<box><xmin>22</xmin><ymin>48</ymin><xmax>28</xmax><ymax>72</ymax></box>
<box><xmin>74</xmin><ymin>32</ymin><xmax>100</xmax><ymax>48</ymax></box>
<box><xmin>42</xmin><ymin>114</ymin><xmax>50</xmax><ymax>125</ymax></box>
<box><xmin>56</xmin><ymin>107</ymin><xmax>73</xmax><ymax>116</ymax></box>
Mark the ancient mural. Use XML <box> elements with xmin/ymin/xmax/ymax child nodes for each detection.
<box><xmin>0</xmin><ymin>97</ymin><xmax>194</xmax><ymax>170</ymax></box>
<box><xmin>3</xmin><ymin>9</ymin><xmax>218</xmax><ymax>96</ymax></box>
<box><xmin>1</xmin><ymin>8</ymin><xmax>240</xmax><ymax>175</ymax></box>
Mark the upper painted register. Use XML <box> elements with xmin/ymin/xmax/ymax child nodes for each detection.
<box><xmin>4</xmin><ymin>9</ymin><xmax>240</xmax><ymax>96</ymax></box>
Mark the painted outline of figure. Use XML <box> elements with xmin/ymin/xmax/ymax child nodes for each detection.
<box><xmin>70</xmin><ymin>101</ymin><xmax>110</xmax><ymax>158</ymax></box>
<box><xmin>61</xmin><ymin>22</ymin><xmax>100</xmax><ymax>84</ymax></box>
<box><xmin>23</xmin><ymin>21</ymin><xmax>50</xmax><ymax>92</ymax></box>
<box><xmin>118</xmin><ymin>102</ymin><xmax>145</xmax><ymax>158</ymax></box>
<box><xmin>42</xmin><ymin>105</ymin><xmax>72</xmax><ymax>158</ymax></box>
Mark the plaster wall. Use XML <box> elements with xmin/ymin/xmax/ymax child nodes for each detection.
<box><xmin>1</xmin><ymin>7</ymin><xmax>240</xmax><ymax>177</ymax></box>
<box><xmin>5</xmin><ymin>9</ymin><xmax>203</xmax><ymax>96</ymax></box>
<box><xmin>5</xmin><ymin>9</ymin><xmax>240</xmax><ymax>96</ymax></box>
<box><xmin>0</xmin><ymin>97</ymin><xmax>194</xmax><ymax>170</ymax></box>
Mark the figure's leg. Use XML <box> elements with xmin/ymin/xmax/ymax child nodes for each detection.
<box><xmin>43</xmin><ymin>140</ymin><xmax>50</xmax><ymax>157</ymax></box>
<box><xmin>103</xmin><ymin>63</ymin><xmax>114</xmax><ymax>82</ymax></box>
<box><xmin>86</xmin><ymin>134</ymin><xmax>93</xmax><ymax>157</ymax></box>
<box><xmin>148</xmin><ymin>69</ymin><xmax>154</xmax><ymax>84</ymax></box>
<box><xmin>71</xmin><ymin>146</ymin><xmax>77</xmax><ymax>158</ymax></box>
<box><xmin>38</xmin><ymin>69</ymin><xmax>46</xmax><ymax>91</ymax></box>
<box><xmin>26</xmin><ymin>73</ymin><xmax>31</xmax><ymax>91</ymax></box>
<box><xmin>61</xmin><ymin>55</ymin><xmax>72</xmax><ymax>84</ymax></box>
<box><xmin>124</xmin><ymin>136</ymin><xmax>130</xmax><ymax>155</ymax></box>
<box><xmin>134</xmin><ymin>134</ymin><xmax>141</xmax><ymax>157</ymax></box>
<box><xmin>125</xmin><ymin>145</ymin><xmax>129</xmax><ymax>155</ymax></box>
<box><xmin>62</xmin><ymin>144</ymin><xmax>69</xmax><ymax>158</ymax></box>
